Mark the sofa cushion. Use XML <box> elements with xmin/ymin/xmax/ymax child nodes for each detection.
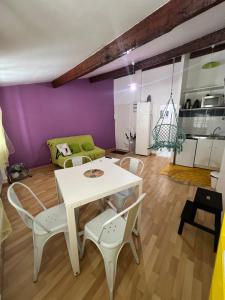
<box><xmin>82</xmin><ymin>142</ymin><xmax>94</xmax><ymax>151</ymax></box>
<box><xmin>56</xmin><ymin>143</ymin><xmax>72</xmax><ymax>156</ymax></box>
<box><xmin>84</xmin><ymin>147</ymin><xmax>105</xmax><ymax>160</ymax></box>
<box><xmin>69</xmin><ymin>143</ymin><xmax>81</xmax><ymax>154</ymax></box>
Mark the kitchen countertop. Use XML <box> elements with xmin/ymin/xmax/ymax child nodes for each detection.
<box><xmin>186</xmin><ymin>134</ymin><xmax>225</xmax><ymax>140</ymax></box>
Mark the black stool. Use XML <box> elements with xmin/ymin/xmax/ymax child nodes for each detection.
<box><xmin>178</xmin><ymin>187</ymin><xmax>223</xmax><ymax>251</ymax></box>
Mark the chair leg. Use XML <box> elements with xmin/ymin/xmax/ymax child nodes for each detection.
<box><xmin>107</xmin><ymin>200</ymin><xmax>118</xmax><ymax>212</ymax></box>
<box><xmin>80</xmin><ymin>236</ymin><xmax>87</xmax><ymax>259</ymax></box>
<box><xmin>98</xmin><ymin>198</ymin><xmax>105</xmax><ymax>212</ymax></box>
<box><xmin>129</xmin><ymin>238</ymin><xmax>139</xmax><ymax>264</ymax></box>
<box><xmin>132</xmin><ymin>225</ymin><xmax>139</xmax><ymax>237</ymax></box>
<box><xmin>33</xmin><ymin>236</ymin><xmax>45</xmax><ymax>282</ymax></box>
<box><xmin>102</xmin><ymin>248</ymin><xmax>119</xmax><ymax>300</ymax></box>
<box><xmin>111</xmin><ymin>197</ymin><xmax>126</xmax><ymax>213</ymax></box>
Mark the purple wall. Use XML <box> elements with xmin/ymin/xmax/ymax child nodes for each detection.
<box><xmin>0</xmin><ymin>79</ymin><xmax>115</xmax><ymax>168</ymax></box>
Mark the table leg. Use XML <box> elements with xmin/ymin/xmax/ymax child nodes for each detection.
<box><xmin>66</xmin><ymin>205</ymin><xmax>80</xmax><ymax>276</ymax></box>
<box><xmin>214</xmin><ymin>212</ymin><xmax>221</xmax><ymax>252</ymax></box>
<box><xmin>55</xmin><ymin>177</ymin><xmax>63</xmax><ymax>204</ymax></box>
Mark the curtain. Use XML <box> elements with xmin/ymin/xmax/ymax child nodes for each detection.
<box><xmin>0</xmin><ymin>107</ymin><xmax>9</xmax><ymax>170</ymax></box>
<box><xmin>0</xmin><ymin>198</ymin><xmax>12</xmax><ymax>243</ymax></box>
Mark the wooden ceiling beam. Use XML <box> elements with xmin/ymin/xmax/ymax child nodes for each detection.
<box><xmin>89</xmin><ymin>28</ymin><xmax>225</xmax><ymax>82</ymax></box>
<box><xmin>52</xmin><ymin>0</ymin><xmax>224</xmax><ymax>87</ymax></box>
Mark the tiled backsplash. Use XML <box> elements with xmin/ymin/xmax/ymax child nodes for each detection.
<box><xmin>179</xmin><ymin>108</ymin><xmax>225</xmax><ymax>136</ymax></box>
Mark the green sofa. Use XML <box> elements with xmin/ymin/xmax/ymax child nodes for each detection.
<box><xmin>47</xmin><ymin>135</ymin><xmax>105</xmax><ymax>168</ymax></box>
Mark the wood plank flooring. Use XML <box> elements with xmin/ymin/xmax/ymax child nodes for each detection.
<box><xmin>1</xmin><ymin>155</ymin><xmax>215</xmax><ymax>300</ymax></box>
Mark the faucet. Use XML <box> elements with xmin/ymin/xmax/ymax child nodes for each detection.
<box><xmin>212</xmin><ymin>127</ymin><xmax>222</xmax><ymax>136</ymax></box>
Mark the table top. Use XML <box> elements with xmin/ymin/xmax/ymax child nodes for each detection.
<box><xmin>55</xmin><ymin>159</ymin><xmax>142</xmax><ymax>208</ymax></box>
<box><xmin>194</xmin><ymin>187</ymin><xmax>223</xmax><ymax>211</ymax></box>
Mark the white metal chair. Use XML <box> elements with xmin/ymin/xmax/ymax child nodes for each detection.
<box><xmin>81</xmin><ymin>193</ymin><xmax>146</xmax><ymax>300</ymax></box>
<box><xmin>63</xmin><ymin>155</ymin><xmax>92</xmax><ymax>168</ymax></box>
<box><xmin>108</xmin><ymin>157</ymin><xmax>144</xmax><ymax>212</ymax></box>
<box><xmin>7</xmin><ymin>182</ymin><xmax>72</xmax><ymax>282</ymax></box>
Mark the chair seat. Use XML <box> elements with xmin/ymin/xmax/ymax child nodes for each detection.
<box><xmin>113</xmin><ymin>188</ymin><xmax>133</xmax><ymax>200</ymax></box>
<box><xmin>34</xmin><ymin>203</ymin><xmax>67</xmax><ymax>234</ymax></box>
<box><xmin>85</xmin><ymin>209</ymin><xmax>126</xmax><ymax>248</ymax></box>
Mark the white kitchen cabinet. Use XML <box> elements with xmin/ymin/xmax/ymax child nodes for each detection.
<box><xmin>194</xmin><ymin>139</ymin><xmax>213</xmax><ymax>167</ymax></box>
<box><xmin>209</xmin><ymin>140</ymin><xmax>225</xmax><ymax>169</ymax></box>
<box><xmin>194</xmin><ymin>139</ymin><xmax>225</xmax><ymax>169</ymax></box>
<box><xmin>175</xmin><ymin>139</ymin><xmax>197</xmax><ymax>167</ymax></box>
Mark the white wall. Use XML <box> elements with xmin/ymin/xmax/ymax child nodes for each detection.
<box><xmin>182</xmin><ymin>49</ymin><xmax>225</xmax><ymax>105</ymax></box>
<box><xmin>180</xmin><ymin>49</ymin><xmax>225</xmax><ymax>136</ymax></box>
<box><xmin>114</xmin><ymin>62</ymin><xmax>183</xmax><ymax>156</ymax></box>
<box><xmin>186</xmin><ymin>50</ymin><xmax>225</xmax><ymax>89</ymax></box>
<box><xmin>114</xmin><ymin>71</ymin><xmax>142</xmax><ymax>150</ymax></box>
<box><xmin>216</xmin><ymin>147</ymin><xmax>225</xmax><ymax>210</ymax></box>
<box><xmin>141</xmin><ymin>62</ymin><xmax>183</xmax><ymax>157</ymax></box>
<box><xmin>114</xmin><ymin>49</ymin><xmax>225</xmax><ymax>155</ymax></box>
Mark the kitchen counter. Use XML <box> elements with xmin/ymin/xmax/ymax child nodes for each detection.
<box><xmin>186</xmin><ymin>134</ymin><xmax>225</xmax><ymax>140</ymax></box>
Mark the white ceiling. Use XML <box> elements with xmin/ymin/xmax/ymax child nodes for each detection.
<box><xmin>1</xmin><ymin>1</ymin><xmax>225</xmax><ymax>86</ymax></box>
<box><xmin>85</xmin><ymin>2</ymin><xmax>225</xmax><ymax>78</ymax></box>
<box><xmin>0</xmin><ymin>0</ymin><xmax>168</xmax><ymax>86</ymax></box>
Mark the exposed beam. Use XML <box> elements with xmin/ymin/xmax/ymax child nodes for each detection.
<box><xmin>89</xmin><ymin>57</ymin><xmax>182</xmax><ymax>82</ymax></box>
<box><xmin>52</xmin><ymin>0</ymin><xmax>224</xmax><ymax>87</ymax></box>
<box><xmin>89</xmin><ymin>28</ymin><xmax>225</xmax><ymax>82</ymax></box>
<box><xmin>190</xmin><ymin>41</ymin><xmax>225</xmax><ymax>58</ymax></box>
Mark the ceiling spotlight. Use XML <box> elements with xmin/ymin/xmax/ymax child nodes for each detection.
<box><xmin>124</xmin><ymin>47</ymin><xmax>135</xmax><ymax>55</ymax></box>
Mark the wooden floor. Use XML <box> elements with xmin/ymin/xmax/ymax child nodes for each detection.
<box><xmin>1</xmin><ymin>155</ymin><xmax>215</xmax><ymax>300</ymax></box>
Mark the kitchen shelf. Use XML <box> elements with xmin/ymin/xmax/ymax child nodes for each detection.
<box><xmin>182</xmin><ymin>85</ymin><xmax>224</xmax><ymax>94</ymax></box>
<box><xmin>180</xmin><ymin>107</ymin><xmax>225</xmax><ymax>111</ymax></box>
<box><xmin>179</xmin><ymin>107</ymin><xmax>225</xmax><ymax>118</ymax></box>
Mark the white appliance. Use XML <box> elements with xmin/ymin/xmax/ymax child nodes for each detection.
<box><xmin>135</xmin><ymin>102</ymin><xmax>151</xmax><ymax>156</ymax></box>
<box><xmin>201</xmin><ymin>94</ymin><xmax>225</xmax><ymax>108</ymax></box>
<box><xmin>175</xmin><ymin>138</ymin><xmax>197</xmax><ymax>167</ymax></box>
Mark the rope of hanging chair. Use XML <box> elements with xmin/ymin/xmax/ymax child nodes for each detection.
<box><xmin>150</xmin><ymin>57</ymin><xmax>186</xmax><ymax>152</ymax></box>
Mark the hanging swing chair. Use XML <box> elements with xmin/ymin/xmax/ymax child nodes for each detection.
<box><xmin>150</xmin><ymin>58</ymin><xmax>186</xmax><ymax>153</ymax></box>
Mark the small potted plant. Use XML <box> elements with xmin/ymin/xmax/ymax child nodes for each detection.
<box><xmin>125</xmin><ymin>131</ymin><xmax>136</xmax><ymax>152</ymax></box>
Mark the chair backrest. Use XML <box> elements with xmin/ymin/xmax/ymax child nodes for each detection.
<box><xmin>98</xmin><ymin>193</ymin><xmax>146</xmax><ymax>243</ymax></box>
<box><xmin>120</xmin><ymin>157</ymin><xmax>144</xmax><ymax>175</ymax></box>
<box><xmin>64</xmin><ymin>156</ymin><xmax>92</xmax><ymax>168</ymax></box>
<box><xmin>7</xmin><ymin>182</ymin><xmax>49</xmax><ymax>232</ymax></box>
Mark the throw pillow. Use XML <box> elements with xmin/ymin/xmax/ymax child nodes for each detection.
<box><xmin>69</xmin><ymin>143</ymin><xmax>81</xmax><ymax>154</ymax></box>
<box><xmin>82</xmin><ymin>142</ymin><xmax>94</xmax><ymax>151</ymax></box>
<box><xmin>56</xmin><ymin>143</ymin><xmax>72</xmax><ymax>157</ymax></box>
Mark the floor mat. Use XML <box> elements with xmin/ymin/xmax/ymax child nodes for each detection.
<box><xmin>160</xmin><ymin>163</ymin><xmax>211</xmax><ymax>187</ymax></box>
<box><xmin>111</xmin><ymin>149</ymin><xmax>129</xmax><ymax>155</ymax></box>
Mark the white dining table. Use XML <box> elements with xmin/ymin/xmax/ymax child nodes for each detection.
<box><xmin>54</xmin><ymin>159</ymin><xmax>143</xmax><ymax>276</ymax></box>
